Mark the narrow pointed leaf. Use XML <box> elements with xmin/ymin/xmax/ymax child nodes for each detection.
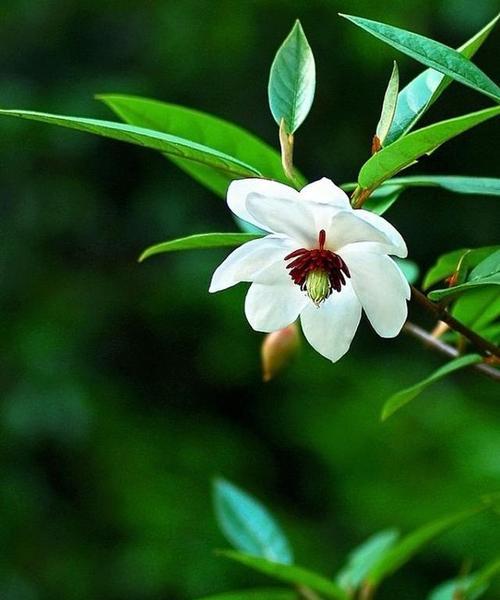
<box><xmin>376</xmin><ymin>61</ymin><xmax>399</xmax><ymax>146</ymax></box>
<box><xmin>268</xmin><ymin>20</ymin><xmax>316</xmax><ymax>134</ymax></box>
<box><xmin>388</xmin><ymin>175</ymin><xmax>500</xmax><ymax>196</ymax></box>
<box><xmin>357</xmin><ymin>106</ymin><xmax>500</xmax><ymax>191</ymax></box>
<box><xmin>98</xmin><ymin>94</ymin><xmax>305</xmax><ymax>197</ymax></box>
<box><xmin>213</xmin><ymin>478</ymin><xmax>293</xmax><ymax>564</ymax></box>
<box><xmin>366</xmin><ymin>507</ymin><xmax>484</xmax><ymax>586</ymax></box>
<box><xmin>197</xmin><ymin>589</ymin><xmax>297</xmax><ymax>600</ymax></box>
<box><xmin>382</xmin><ymin>354</ymin><xmax>482</xmax><ymax>421</ymax></box>
<box><xmin>336</xmin><ymin>529</ymin><xmax>399</xmax><ymax>592</ymax></box>
<box><xmin>385</xmin><ymin>13</ymin><xmax>500</xmax><ymax>144</ymax></box>
<box><xmin>139</xmin><ymin>233</ymin><xmax>262</xmax><ymax>262</ymax></box>
<box><xmin>218</xmin><ymin>551</ymin><xmax>348</xmax><ymax>600</ymax></box>
<box><xmin>0</xmin><ymin>109</ymin><xmax>261</xmax><ymax>181</ymax></box>
<box><xmin>340</xmin><ymin>14</ymin><xmax>500</xmax><ymax>102</ymax></box>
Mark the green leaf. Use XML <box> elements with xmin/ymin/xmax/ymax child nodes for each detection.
<box><xmin>428</xmin><ymin>250</ymin><xmax>500</xmax><ymax>301</ymax></box>
<box><xmin>98</xmin><ymin>94</ymin><xmax>304</xmax><ymax>198</ymax></box>
<box><xmin>268</xmin><ymin>20</ymin><xmax>316</xmax><ymax>134</ymax></box>
<box><xmin>366</xmin><ymin>506</ymin><xmax>484</xmax><ymax>586</ymax></box>
<box><xmin>388</xmin><ymin>175</ymin><xmax>500</xmax><ymax>197</ymax></box>
<box><xmin>394</xmin><ymin>258</ymin><xmax>419</xmax><ymax>285</ymax></box>
<box><xmin>0</xmin><ymin>109</ymin><xmax>261</xmax><ymax>182</ymax></box>
<box><xmin>336</xmin><ymin>529</ymin><xmax>399</xmax><ymax>592</ymax></box>
<box><xmin>218</xmin><ymin>551</ymin><xmax>348</xmax><ymax>600</ymax></box>
<box><xmin>385</xmin><ymin>13</ymin><xmax>500</xmax><ymax>145</ymax></box>
<box><xmin>357</xmin><ymin>107</ymin><xmax>500</xmax><ymax>191</ymax></box>
<box><xmin>196</xmin><ymin>589</ymin><xmax>297</xmax><ymax>600</ymax></box>
<box><xmin>428</xmin><ymin>575</ymin><xmax>487</xmax><ymax>600</ymax></box>
<box><xmin>139</xmin><ymin>233</ymin><xmax>262</xmax><ymax>262</ymax></box>
<box><xmin>428</xmin><ymin>557</ymin><xmax>500</xmax><ymax>600</ymax></box>
<box><xmin>423</xmin><ymin>246</ymin><xmax>500</xmax><ymax>290</ymax></box>
<box><xmin>213</xmin><ymin>479</ymin><xmax>293</xmax><ymax>565</ymax></box>
<box><xmin>339</xmin><ymin>14</ymin><xmax>500</xmax><ymax>103</ymax></box>
<box><xmin>381</xmin><ymin>354</ymin><xmax>482</xmax><ymax>421</ymax></box>
<box><xmin>375</xmin><ymin>61</ymin><xmax>399</xmax><ymax>146</ymax></box>
<box><xmin>452</xmin><ymin>287</ymin><xmax>500</xmax><ymax>334</ymax></box>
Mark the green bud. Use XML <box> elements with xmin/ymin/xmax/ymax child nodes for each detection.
<box><xmin>305</xmin><ymin>269</ymin><xmax>330</xmax><ymax>305</ymax></box>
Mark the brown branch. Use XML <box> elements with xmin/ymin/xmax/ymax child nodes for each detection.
<box><xmin>410</xmin><ymin>286</ymin><xmax>500</xmax><ymax>359</ymax></box>
<box><xmin>403</xmin><ymin>321</ymin><xmax>500</xmax><ymax>381</ymax></box>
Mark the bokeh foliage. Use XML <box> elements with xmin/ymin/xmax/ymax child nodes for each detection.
<box><xmin>0</xmin><ymin>1</ymin><xmax>499</xmax><ymax>598</ymax></box>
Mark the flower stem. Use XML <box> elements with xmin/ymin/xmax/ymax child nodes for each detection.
<box><xmin>410</xmin><ymin>286</ymin><xmax>500</xmax><ymax>359</ymax></box>
<box><xmin>403</xmin><ymin>321</ymin><xmax>500</xmax><ymax>381</ymax></box>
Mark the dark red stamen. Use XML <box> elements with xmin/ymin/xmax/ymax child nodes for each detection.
<box><xmin>284</xmin><ymin>230</ymin><xmax>350</xmax><ymax>300</ymax></box>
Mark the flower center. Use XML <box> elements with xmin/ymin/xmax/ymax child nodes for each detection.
<box><xmin>284</xmin><ymin>229</ymin><xmax>350</xmax><ymax>305</ymax></box>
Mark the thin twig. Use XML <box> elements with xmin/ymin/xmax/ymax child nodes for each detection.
<box><xmin>410</xmin><ymin>286</ymin><xmax>500</xmax><ymax>359</ymax></box>
<box><xmin>403</xmin><ymin>321</ymin><xmax>500</xmax><ymax>381</ymax></box>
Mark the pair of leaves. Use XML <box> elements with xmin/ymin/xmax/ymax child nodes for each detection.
<box><xmin>341</xmin><ymin>14</ymin><xmax>500</xmax><ymax>105</ymax></box>
<box><xmin>213</xmin><ymin>479</ymin><xmax>491</xmax><ymax>597</ymax></box>
<box><xmin>427</xmin><ymin>249</ymin><xmax>500</xmax><ymax>301</ymax></box>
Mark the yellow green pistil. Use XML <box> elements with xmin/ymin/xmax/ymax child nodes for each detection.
<box><xmin>284</xmin><ymin>229</ymin><xmax>351</xmax><ymax>305</ymax></box>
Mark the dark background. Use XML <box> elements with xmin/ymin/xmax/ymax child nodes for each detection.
<box><xmin>0</xmin><ymin>1</ymin><xmax>499</xmax><ymax>598</ymax></box>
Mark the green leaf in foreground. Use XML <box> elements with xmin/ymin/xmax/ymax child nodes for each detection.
<box><xmin>218</xmin><ymin>551</ymin><xmax>348</xmax><ymax>600</ymax></box>
<box><xmin>336</xmin><ymin>529</ymin><xmax>399</xmax><ymax>593</ymax></box>
<box><xmin>385</xmin><ymin>13</ymin><xmax>500</xmax><ymax>145</ymax></box>
<box><xmin>452</xmin><ymin>287</ymin><xmax>500</xmax><ymax>339</ymax></box>
<box><xmin>388</xmin><ymin>175</ymin><xmax>500</xmax><ymax>197</ymax></box>
<box><xmin>340</xmin><ymin>14</ymin><xmax>500</xmax><ymax>102</ymax></box>
<box><xmin>98</xmin><ymin>94</ymin><xmax>303</xmax><ymax>197</ymax></box>
<box><xmin>213</xmin><ymin>478</ymin><xmax>293</xmax><ymax>564</ymax></box>
<box><xmin>197</xmin><ymin>588</ymin><xmax>297</xmax><ymax>600</ymax></box>
<box><xmin>365</xmin><ymin>506</ymin><xmax>484</xmax><ymax>587</ymax></box>
<box><xmin>381</xmin><ymin>354</ymin><xmax>482</xmax><ymax>421</ymax></box>
<box><xmin>357</xmin><ymin>106</ymin><xmax>500</xmax><ymax>191</ymax></box>
<box><xmin>375</xmin><ymin>61</ymin><xmax>399</xmax><ymax>147</ymax></box>
<box><xmin>423</xmin><ymin>246</ymin><xmax>500</xmax><ymax>290</ymax></box>
<box><xmin>268</xmin><ymin>20</ymin><xmax>316</xmax><ymax>134</ymax></box>
<box><xmin>139</xmin><ymin>233</ymin><xmax>262</xmax><ymax>262</ymax></box>
<box><xmin>0</xmin><ymin>109</ymin><xmax>261</xmax><ymax>181</ymax></box>
<box><xmin>428</xmin><ymin>250</ymin><xmax>500</xmax><ymax>301</ymax></box>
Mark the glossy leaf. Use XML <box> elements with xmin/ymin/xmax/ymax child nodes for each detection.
<box><xmin>219</xmin><ymin>551</ymin><xmax>348</xmax><ymax>600</ymax></box>
<box><xmin>139</xmin><ymin>233</ymin><xmax>262</xmax><ymax>262</ymax></box>
<box><xmin>340</xmin><ymin>14</ymin><xmax>500</xmax><ymax>102</ymax></box>
<box><xmin>213</xmin><ymin>479</ymin><xmax>293</xmax><ymax>564</ymax></box>
<box><xmin>366</xmin><ymin>507</ymin><xmax>483</xmax><ymax>586</ymax></box>
<box><xmin>381</xmin><ymin>354</ymin><xmax>482</xmax><ymax>421</ymax></box>
<box><xmin>385</xmin><ymin>13</ymin><xmax>500</xmax><ymax>144</ymax></box>
<box><xmin>197</xmin><ymin>589</ymin><xmax>297</xmax><ymax>600</ymax></box>
<box><xmin>0</xmin><ymin>109</ymin><xmax>261</xmax><ymax>181</ymax></box>
<box><xmin>428</xmin><ymin>250</ymin><xmax>500</xmax><ymax>301</ymax></box>
<box><xmin>388</xmin><ymin>175</ymin><xmax>500</xmax><ymax>196</ymax></box>
<box><xmin>98</xmin><ymin>94</ymin><xmax>304</xmax><ymax>197</ymax></box>
<box><xmin>375</xmin><ymin>61</ymin><xmax>399</xmax><ymax>146</ymax></box>
<box><xmin>423</xmin><ymin>246</ymin><xmax>499</xmax><ymax>290</ymax></box>
<box><xmin>336</xmin><ymin>529</ymin><xmax>399</xmax><ymax>592</ymax></box>
<box><xmin>268</xmin><ymin>20</ymin><xmax>316</xmax><ymax>134</ymax></box>
<box><xmin>452</xmin><ymin>287</ymin><xmax>500</xmax><ymax>336</ymax></box>
<box><xmin>357</xmin><ymin>106</ymin><xmax>500</xmax><ymax>191</ymax></box>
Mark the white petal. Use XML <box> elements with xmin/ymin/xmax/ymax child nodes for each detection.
<box><xmin>353</xmin><ymin>209</ymin><xmax>407</xmax><ymax>257</ymax></box>
<box><xmin>227</xmin><ymin>178</ymin><xmax>299</xmax><ymax>232</ymax></box>
<box><xmin>244</xmin><ymin>281</ymin><xmax>308</xmax><ymax>332</ymax></box>
<box><xmin>339</xmin><ymin>246</ymin><xmax>409</xmax><ymax>337</ymax></box>
<box><xmin>326</xmin><ymin>211</ymin><xmax>398</xmax><ymax>251</ymax></box>
<box><xmin>300</xmin><ymin>282</ymin><xmax>361</xmax><ymax>362</ymax></box>
<box><xmin>245</xmin><ymin>192</ymin><xmax>318</xmax><ymax>247</ymax></box>
<box><xmin>300</xmin><ymin>177</ymin><xmax>352</xmax><ymax>210</ymax></box>
<box><xmin>209</xmin><ymin>235</ymin><xmax>293</xmax><ymax>293</ymax></box>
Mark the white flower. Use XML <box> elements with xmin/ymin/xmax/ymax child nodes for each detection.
<box><xmin>209</xmin><ymin>177</ymin><xmax>410</xmax><ymax>363</ymax></box>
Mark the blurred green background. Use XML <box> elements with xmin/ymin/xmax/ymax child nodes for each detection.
<box><xmin>1</xmin><ymin>1</ymin><xmax>499</xmax><ymax>598</ymax></box>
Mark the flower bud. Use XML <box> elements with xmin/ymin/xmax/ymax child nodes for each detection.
<box><xmin>305</xmin><ymin>269</ymin><xmax>330</xmax><ymax>305</ymax></box>
<box><xmin>261</xmin><ymin>323</ymin><xmax>300</xmax><ymax>382</ymax></box>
